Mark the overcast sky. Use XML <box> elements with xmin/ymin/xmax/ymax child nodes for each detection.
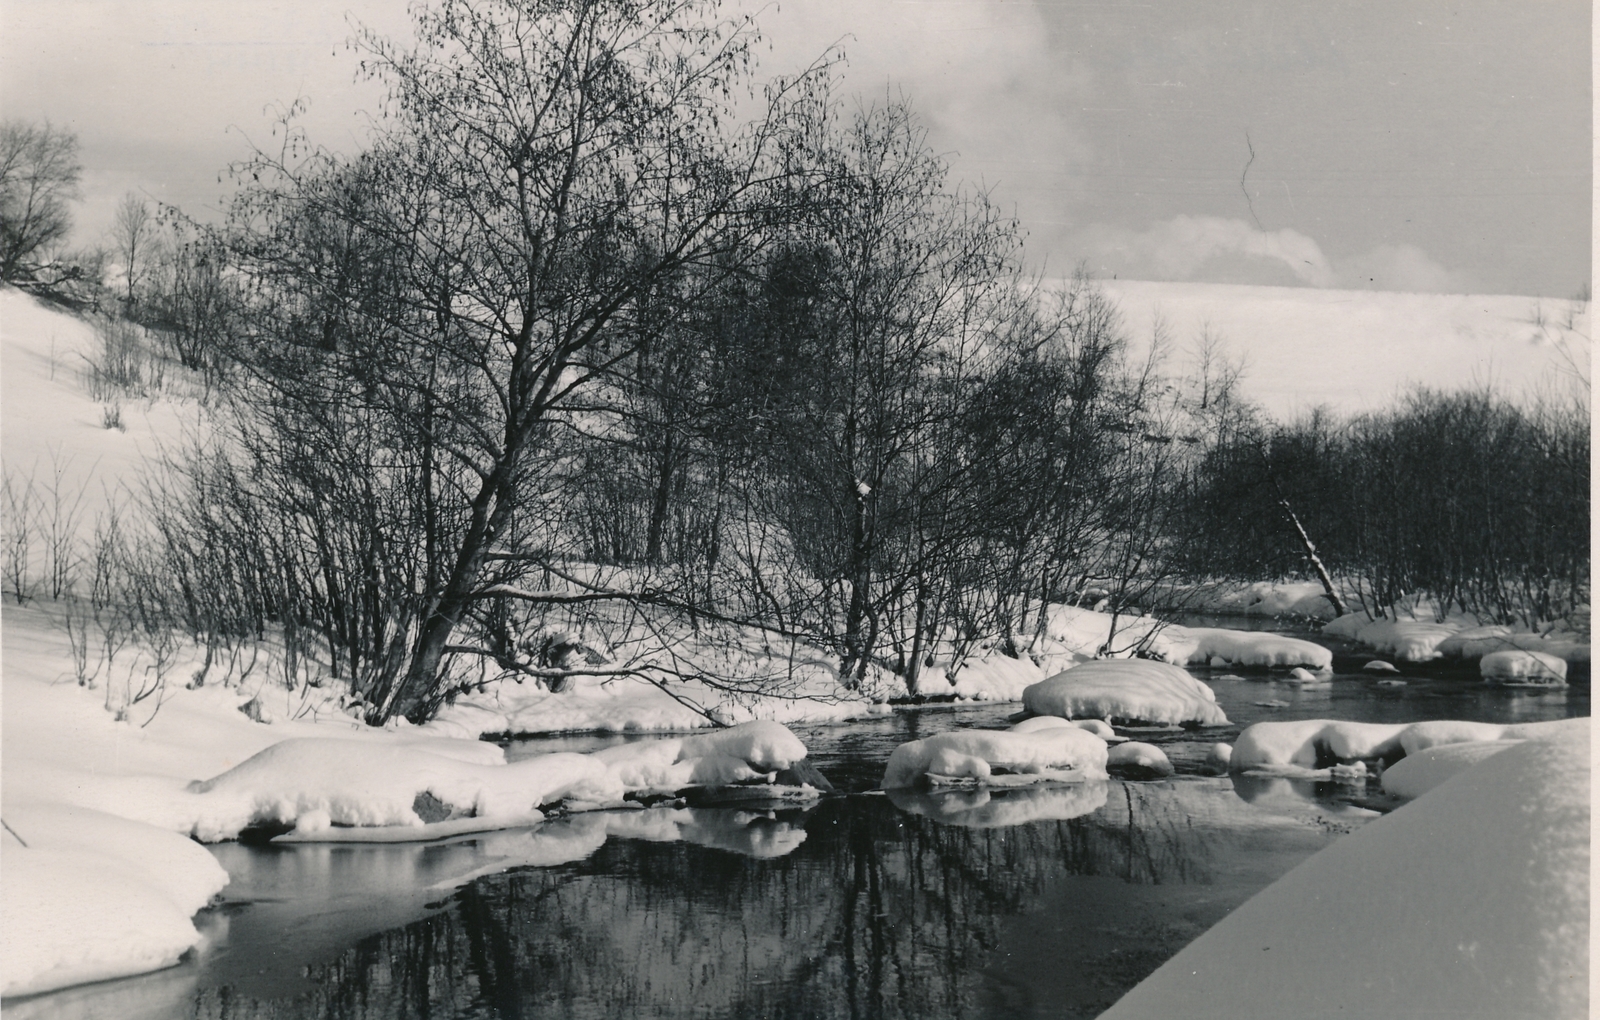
<box><xmin>1</xmin><ymin>0</ymin><xmax>1590</xmax><ymax>298</ymax></box>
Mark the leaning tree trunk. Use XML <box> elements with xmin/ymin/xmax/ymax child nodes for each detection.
<box><xmin>1257</xmin><ymin>454</ymin><xmax>1347</xmax><ymax>617</ymax></box>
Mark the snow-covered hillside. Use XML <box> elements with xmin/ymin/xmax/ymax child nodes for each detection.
<box><xmin>0</xmin><ymin>289</ymin><xmax>198</xmax><ymax>524</ymax></box>
<box><xmin>1098</xmin><ymin>279</ymin><xmax>1589</xmax><ymax>418</ymax></box>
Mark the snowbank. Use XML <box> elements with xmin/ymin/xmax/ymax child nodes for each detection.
<box><xmin>1022</xmin><ymin>659</ymin><xmax>1229</xmax><ymax>727</ymax></box>
<box><xmin>180</xmin><ymin>720</ymin><xmax>816</xmax><ymax>841</ymax></box>
<box><xmin>1440</xmin><ymin>627</ymin><xmax>1590</xmax><ymax>664</ymax></box>
<box><xmin>1480</xmin><ymin>649</ymin><xmax>1567</xmax><ymax>684</ymax></box>
<box><xmin>1323</xmin><ymin>612</ymin><xmax>1589</xmax><ymax>666</ymax></box>
<box><xmin>185</xmin><ymin>740</ymin><xmax>620</xmax><ymax>840</ymax></box>
<box><xmin>1231</xmin><ymin>716</ymin><xmax>1583</xmax><ymax>771</ymax></box>
<box><xmin>429</xmin><ymin>651</ymin><xmax>888</xmax><ymax>737</ymax></box>
<box><xmin>878</xmin><ymin>606</ymin><xmax>1329</xmax><ymax>706</ymax></box>
<box><xmin>1177</xmin><ymin>628</ymin><xmax>1332</xmax><ymax>670</ymax></box>
<box><xmin>941</xmin><ymin>652</ymin><xmax>1056</xmax><ymax>701</ymax></box>
<box><xmin>880</xmin><ymin>726</ymin><xmax>1109</xmax><ymax>789</ymax></box>
<box><xmin>0</xmin><ymin>805</ymin><xmax>232</xmax><ymax>998</ymax></box>
<box><xmin>1379</xmin><ymin>741</ymin><xmax>1520</xmax><ymax>800</ymax></box>
<box><xmin>1157</xmin><ymin>580</ymin><xmax>1340</xmax><ymax>619</ymax></box>
<box><xmin>1320</xmin><ymin>615</ymin><xmax>1462</xmax><ymax>661</ymax></box>
<box><xmin>1102</xmin><ymin>718</ymin><xmax>1589</xmax><ymax>1020</ymax></box>
<box><xmin>1100</xmin><ymin>278</ymin><xmax>1590</xmax><ymax>419</ymax></box>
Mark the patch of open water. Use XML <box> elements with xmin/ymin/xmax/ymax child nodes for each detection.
<box><xmin>11</xmin><ymin>622</ymin><xmax>1587</xmax><ymax>1020</ymax></box>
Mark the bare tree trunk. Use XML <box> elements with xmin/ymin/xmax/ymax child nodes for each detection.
<box><xmin>645</xmin><ymin>431</ymin><xmax>675</xmax><ymax>563</ymax></box>
<box><xmin>841</xmin><ymin>480</ymin><xmax>873</xmax><ymax>688</ymax></box>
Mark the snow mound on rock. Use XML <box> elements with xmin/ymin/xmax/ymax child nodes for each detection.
<box><xmin>1232</xmin><ymin>716</ymin><xmax>1583</xmax><ymax>771</ymax></box>
<box><xmin>1105</xmin><ymin>741</ymin><xmax>1174</xmax><ymax>779</ymax></box>
<box><xmin>186</xmin><ymin>739</ymin><xmax>622</xmax><ymax>840</ymax></box>
<box><xmin>880</xmin><ymin>727</ymin><xmax>1109</xmax><ymax>789</ymax></box>
<box><xmin>679</xmin><ymin>719</ymin><xmax>807</xmax><ymax>771</ymax></box>
<box><xmin>0</xmin><ymin>805</ymin><xmax>231</xmax><ymax>998</ymax></box>
<box><xmin>1480</xmin><ymin>649</ymin><xmax>1568</xmax><ymax>684</ymax></box>
<box><xmin>1437</xmin><ymin>626</ymin><xmax>1590</xmax><ymax>664</ymax></box>
<box><xmin>1102</xmin><ymin>719</ymin><xmax>1588</xmax><ymax>1020</ymax></box>
<box><xmin>1022</xmin><ymin>660</ymin><xmax>1229</xmax><ymax>727</ymax></box>
<box><xmin>182</xmin><ymin>721</ymin><xmax>815</xmax><ymax>840</ymax></box>
<box><xmin>1181</xmin><ymin>629</ymin><xmax>1332</xmax><ymax>669</ymax></box>
<box><xmin>1232</xmin><ymin>720</ymin><xmax>1408</xmax><ymax>769</ymax></box>
<box><xmin>1336</xmin><ymin>618</ymin><xmax>1462</xmax><ymax>661</ymax></box>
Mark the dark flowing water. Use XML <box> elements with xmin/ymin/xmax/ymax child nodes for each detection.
<box><xmin>10</xmin><ymin>627</ymin><xmax>1587</xmax><ymax>1020</ymax></box>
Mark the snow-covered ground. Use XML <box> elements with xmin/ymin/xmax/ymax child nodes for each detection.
<box><xmin>1102</xmin><ymin>716</ymin><xmax>1588</xmax><ymax>1019</ymax></box>
<box><xmin>0</xmin><ymin>602</ymin><xmax>836</xmax><ymax>995</ymax></box>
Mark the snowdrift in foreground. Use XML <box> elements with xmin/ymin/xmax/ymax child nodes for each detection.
<box><xmin>1101</xmin><ymin>718</ymin><xmax>1588</xmax><ymax>1020</ymax></box>
<box><xmin>1230</xmin><ymin>716</ymin><xmax>1583</xmax><ymax>772</ymax></box>
<box><xmin>0</xmin><ymin>805</ymin><xmax>231</xmax><ymax>998</ymax></box>
<box><xmin>1379</xmin><ymin>740</ymin><xmax>1521</xmax><ymax>801</ymax></box>
<box><xmin>1022</xmin><ymin>659</ymin><xmax>1229</xmax><ymax>727</ymax></box>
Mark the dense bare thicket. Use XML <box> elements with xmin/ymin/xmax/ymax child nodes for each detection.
<box><xmin>1180</xmin><ymin>388</ymin><xmax>1590</xmax><ymax>629</ymax></box>
<box><xmin>90</xmin><ymin>0</ymin><xmax>1210</xmax><ymax>722</ymax></box>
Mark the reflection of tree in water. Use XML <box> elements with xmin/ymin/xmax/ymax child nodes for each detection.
<box><xmin>185</xmin><ymin>782</ymin><xmax>1323</xmax><ymax>1019</ymax></box>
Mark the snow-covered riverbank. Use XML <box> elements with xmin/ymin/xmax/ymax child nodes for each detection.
<box><xmin>1103</xmin><ymin>715</ymin><xmax>1588</xmax><ymax>1019</ymax></box>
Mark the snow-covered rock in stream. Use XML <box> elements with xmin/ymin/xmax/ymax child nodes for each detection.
<box><xmin>1008</xmin><ymin>714</ymin><xmax>1122</xmax><ymax>741</ymax></box>
<box><xmin>1438</xmin><ymin>625</ymin><xmax>1590</xmax><ymax>665</ymax></box>
<box><xmin>880</xmin><ymin>726</ymin><xmax>1109</xmax><ymax>789</ymax></box>
<box><xmin>1321</xmin><ymin>616</ymin><xmax>1462</xmax><ymax>661</ymax></box>
<box><xmin>1022</xmin><ymin>660</ymin><xmax>1229</xmax><ymax>727</ymax></box>
<box><xmin>1324</xmin><ymin>611</ymin><xmax>1589</xmax><ymax>667</ymax></box>
<box><xmin>1101</xmin><ymin>718</ymin><xmax>1589</xmax><ymax>1020</ymax></box>
<box><xmin>181</xmin><ymin>721</ymin><xmax>818</xmax><ymax>841</ymax></box>
<box><xmin>1105</xmin><ymin>741</ymin><xmax>1174</xmax><ymax>779</ymax></box>
<box><xmin>1480</xmin><ymin>649</ymin><xmax>1568</xmax><ymax>685</ymax></box>
<box><xmin>1176</xmin><ymin>629</ymin><xmax>1332</xmax><ymax>670</ymax></box>
<box><xmin>1230</xmin><ymin>716</ymin><xmax>1584</xmax><ymax>772</ymax></box>
<box><xmin>1203</xmin><ymin>742</ymin><xmax>1233</xmax><ymax>774</ymax></box>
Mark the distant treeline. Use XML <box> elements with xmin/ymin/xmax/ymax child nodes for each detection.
<box><xmin>1180</xmin><ymin>388</ymin><xmax>1589</xmax><ymax>627</ymax></box>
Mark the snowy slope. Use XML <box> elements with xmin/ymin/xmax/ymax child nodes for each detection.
<box><xmin>1100</xmin><ymin>717</ymin><xmax>1588</xmax><ymax>1019</ymax></box>
<box><xmin>0</xmin><ymin>288</ymin><xmax>199</xmax><ymax>526</ymax></box>
<box><xmin>1099</xmin><ymin>279</ymin><xmax>1589</xmax><ymax>418</ymax></box>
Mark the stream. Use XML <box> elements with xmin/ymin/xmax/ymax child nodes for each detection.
<box><xmin>11</xmin><ymin>623</ymin><xmax>1587</xmax><ymax>1020</ymax></box>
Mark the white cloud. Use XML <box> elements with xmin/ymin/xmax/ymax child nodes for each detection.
<box><xmin>1336</xmin><ymin>244</ymin><xmax>1471</xmax><ymax>294</ymax></box>
<box><xmin>1072</xmin><ymin>215</ymin><xmax>1337</xmax><ymax>287</ymax></box>
<box><xmin>1070</xmin><ymin>216</ymin><xmax>1471</xmax><ymax>294</ymax></box>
